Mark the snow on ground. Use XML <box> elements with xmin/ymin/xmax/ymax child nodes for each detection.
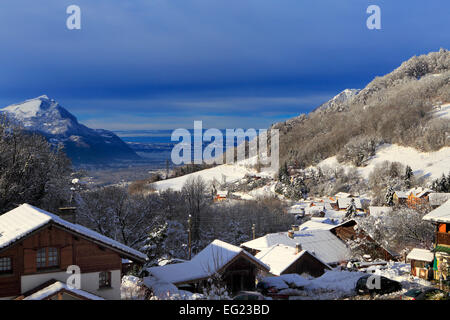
<box><xmin>318</xmin><ymin>144</ymin><xmax>450</xmax><ymax>181</ymax></box>
<box><xmin>353</xmin><ymin>262</ymin><xmax>432</xmax><ymax>300</ymax></box>
<box><xmin>288</xmin><ymin>269</ymin><xmax>366</xmax><ymax>300</ymax></box>
<box><xmin>433</xmin><ymin>102</ymin><xmax>450</xmax><ymax>120</ymax></box>
<box><xmin>287</xmin><ymin>262</ymin><xmax>432</xmax><ymax>300</ymax></box>
<box><xmin>153</xmin><ymin>164</ymin><xmax>250</xmax><ymax>191</ymax></box>
<box><xmin>366</xmin><ymin>262</ymin><xmax>431</xmax><ymax>291</ymax></box>
<box><xmin>121</xmin><ymin>275</ymin><xmax>147</xmax><ymax>300</ymax></box>
<box><xmin>121</xmin><ymin>275</ymin><xmax>204</xmax><ymax>300</ymax></box>
<box><xmin>248</xmin><ymin>182</ymin><xmax>278</xmax><ymax>199</ymax></box>
<box><xmin>232</xmin><ymin>182</ymin><xmax>279</xmax><ymax>200</ymax></box>
<box><xmin>153</xmin><ymin>156</ymin><xmax>276</xmax><ymax>192</ymax></box>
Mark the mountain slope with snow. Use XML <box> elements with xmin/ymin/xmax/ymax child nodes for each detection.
<box><xmin>313</xmin><ymin>89</ymin><xmax>361</xmax><ymax>114</ymax></box>
<box><xmin>1</xmin><ymin>95</ymin><xmax>140</xmax><ymax>165</ymax></box>
<box><xmin>317</xmin><ymin>144</ymin><xmax>450</xmax><ymax>181</ymax></box>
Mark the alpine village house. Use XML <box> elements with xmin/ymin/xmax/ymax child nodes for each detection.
<box><xmin>0</xmin><ymin>204</ymin><xmax>147</xmax><ymax>300</ymax></box>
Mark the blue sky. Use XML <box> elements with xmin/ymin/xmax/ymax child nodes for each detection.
<box><xmin>0</xmin><ymin>0</ymin><xmax>448</xmax><ymax>130</ymax></box>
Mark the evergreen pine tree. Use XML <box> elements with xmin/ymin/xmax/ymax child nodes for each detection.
<box><xmin>345</xmin><ymin>198</ymin><xmax>357</xmax><ymax>220</ymax></box>
<box><xmin>385</xmin><ymin>186</ymin><xmax>394</xmax><ymax>206</ymax></box>
<box><xmin>141</xmin><ymin>222</ymin><xmax>169</xmax><ymax>267</ymax></box>
<box><xmin>278</xmin><ymin>162</ymin><xmax>289</xmax><ymax>182</ymax></box>
<box><xmin>404</xmin><ymin>166</ymin><xmax>413</xmax><ymax>188</ymax></box>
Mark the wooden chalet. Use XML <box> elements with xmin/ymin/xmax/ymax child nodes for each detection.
<box><xmin>422</xmin><ymin>199</ymin><xmax>450</xmax><ymax>281</ymax></box>
<box><xmin>329</xmin><ymin>220</ymin><xmax>398</xmax><ymax>261</ymax></box>
<box><xmin>0</xmin><ymin>204</ymin><xmax>147</xmax><ymax>300</ymax></box>
<box><xmin>406</xmin><ymin>248</ymin><xmax>434</xmax><ymax>280</ymax></box>
<box><xmin>214</xmin><ymin>190</ymin><xmax>228</xmax><ymax>202</ymax></box>
<box><xmin>255</xmin><ymin>244</ymin><xmax>331</xmax><ymax>278</ymax></box>
<box><xmin>147</xmin><ymin>240</ymin><xmax>269</xmax><ymax>294</ymax></box>
<box><xmin>407</xmin><ymin>188</ymin><xmax>432</xmax><ymax>209</ymax></box>
<box><xmin>393</xmin><ymin>191</ymin><xmax>409</xmax><ymax>206</ymax></box>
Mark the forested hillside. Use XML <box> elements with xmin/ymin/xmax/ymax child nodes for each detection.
<box><xmin>273</xmin><ymin>49</ymin><xmax>450</xmax><ymax>168</ymax></box>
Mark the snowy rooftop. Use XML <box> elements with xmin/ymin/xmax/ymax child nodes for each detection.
<box><xmin>148</xmin><ymin>240</ymin><xmax>269</xmax><ymax>284</ymax></box>
<box><xmin>337</xmin><ymin>198</ymin><xmax>362</xmax><ymax>210</ymax></box>
<box><xmin>335</xmin><ymin>192</ymin><xmax>352</xmax><ymax>198</ymax></box>
<box><xmin>298</xmin><ymin>219</ymin><xmax>339</xmax><ymax>232</ymax></box>
<box><xmin>216</xmin><ymin>190</ymin><xmax>228</xmax><ymax>197</ymax></box>
<box><xmin>428</xmin><ymin>193</ymin><xmax>450</xmax><ymax>206</ymax></box>
<box><xmin>406</xmin><ymin>248</ymin><xmax>434</xmax><ymax>262</ymax></box>
<box><xmin>304</xmin><ymin>205</ymin><xmax>325</xmax><ymax>215</ymax></box>
<box><xmin>241</xmin><ymin>230</ymin><xmax>351</xmax><ymax>265</ymax></box>
<box><xmin>22</xmin><ymin>281</ymin><xmax>104</xmax><ymax>300</ymax></box>
<box><xmin>287</xmin><ymin>205</ymin><xmax>305</xmax><ymax>214</ymax></box>
<box><xmin>255</xmin><ymin>245</ymin><xmax>330</xmax><ymax>276</ymax></box>
<box><xmin>394</xmin><ymin>190</ymin><xmax>410</xmax><ymax>198</ymax></box>
<box><xmin>409</xmin><ymin>187</ymin><xmax>432</xmax><ymax>198</ymax></box>
<box><xmin>422</xmin><ymin>199</ymin><xmax>450</xmax><ymax>223</ymax></box>
<box><xmin>0</xmin><ymin>204</ymin><xmax>147</xmax><ymax>261</ymax></box>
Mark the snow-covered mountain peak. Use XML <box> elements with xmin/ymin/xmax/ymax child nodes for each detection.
<box><xmin>1</xmin><ymin>95</ymin><xmax>80</xmax><ymax>135</ymax></box>
<box><xmin>314</xmin><ymin>88</ymin><xmax>361</xmax><ymax>114</ymax></box>
<box><xmin>0</xmin><ymin>96</ymin><xmax>140</xmax><ymax>164</ymax></box>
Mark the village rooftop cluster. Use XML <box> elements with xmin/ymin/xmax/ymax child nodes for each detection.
<box><xmin>0</xmin><ymin>184</ymin><xmax>449</xmax><ymax>300</ymax></box>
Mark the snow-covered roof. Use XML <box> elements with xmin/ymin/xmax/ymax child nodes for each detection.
<box><xmin>148</xmin><ymin>240</ymin><xmax>269</xmax><ymax>284</ymax></box>
<box><xmin>216</xmin><ymin>190</ymin><xmax>228</xmax><ymax>197</ymax></box>
<box><xmin>368</xmin><ymin>206</ymin><xmax>393</xmax><ymax>217</ymax></box>
<box><xmin>406</xmin><ymin>248</ymin><xmax>434</xmax><ymax>262</ymax></box>
<box><xmin>323</xmin><ymin>202</ymin><xmax>334</xmax><ymax>211</ymax></box>
<box><xmin>255</xmin><ymin>245</ymin><xmax>331</xmax><ymax>275</ymax></box>
<box><xmin>22</xmin><ymin>281</ymin><xmax>104</xmax><ymax>300</ymax></box>
<box><xmin>337</xmin><ymin>198</ymin><xmax>362</xmax><ymax>210</ymax></box>
<box><xmin>242</xmin><ymin>230</ymin><xmax>351</xmax><ymax>265</ymax></box>
<box><xmin>298</xmin><ymin>219</ymin><xmax>339</xmax><ymax>232</ymax></box>
<box><xmin>422</xmin><ymin>199</ymin><xmax>450</xmax><ymax>223</ymax></box>
<box><xmin>304</xmin><ymin>205</ymin><xmax>325</xmax><ymax>215</ymax></box>
<box><xmin>0</xmin><ymin>204</ymin><xmax>147</xmax><ymax>261</ymax></box>
<box><xmin>394</xmin><ymin>191</ymin><xmax>410</xmax><ymax>198</ymax></box>
<box><xmin>335</xmin><ymin>192</ymin><xmax>352</xmax><ymax>198</ymax></box>
<box><xmin>287</xmin><ymin>205</ymin><xmax>305</xmax><ymax>214</ymax></box>
<box><xmin>428</xmin><ymin>193</ymin><xmax>450</xmax><ymax>206</ymax></box>
<box><xmin>409</xmin><ymin>187</ymin><xmax>432</xmax><ymax>198</ymax></box>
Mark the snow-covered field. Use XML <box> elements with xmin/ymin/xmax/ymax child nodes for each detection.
<box><xmin>153</xmin><ymin>141</ymin><xmax>449</xmax><ymax>194</ymax></box>
<box><xmin>153</xmin><ymin>157</ymin><xmax>276</xmax><ymax>192</ymax></box>
<box><xmin>318</xmin><ymin>144</ymin><xmax>450</xmax><ymax>181</ymax></box>
<box><xmin>433</xmin><ymin>102</ymin><xmax>450</xmax><ymax>120</ymax></box>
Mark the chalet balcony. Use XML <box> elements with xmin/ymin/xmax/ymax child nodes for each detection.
<box><xmin>436</xmin><ymin>232</ymin><xmax>450</xmax><ymax>246</ymax></box>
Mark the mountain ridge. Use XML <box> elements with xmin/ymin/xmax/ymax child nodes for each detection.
<box><xmin>271</xmin><ymin>49</ymin><xmax>450</xmax><ymax>169</ymax></box>
<box><xmin>1</xmin><ymin>95</ymin><xmax>141</xmax><ymax>166</ymax></box>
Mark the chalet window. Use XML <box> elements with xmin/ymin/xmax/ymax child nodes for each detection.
<box><xmin>0</xmin><ymin>257</ymin><xmax>12</xmax><ymax>274</ymax></box>
<box><xmin>99</xmin><ymin>271</ymin><xmax>112</xmax><ymax>288</ymax></box>
<box><xmin>36</xmin><ymin>247</ymin><xmax>59</xmax><ymax>269</ymax></box>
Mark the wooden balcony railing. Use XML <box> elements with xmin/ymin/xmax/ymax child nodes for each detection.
<box><xmin>436</xmin><ymin>232</ymin><xmax>450</xmax><ymax>246</ymax></box>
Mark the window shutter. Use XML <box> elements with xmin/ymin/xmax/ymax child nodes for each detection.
<box><xmin>23</xmin><ymin>249</ymin><xmax>37</xmax><ymax>274</ymax></box>
<box><xmin>60</xmin><ymin>245</ymin><xmax>73</xmax><ymax>270</ymax></box>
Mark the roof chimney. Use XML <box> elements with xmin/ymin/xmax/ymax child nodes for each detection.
<box><xmin>295</xmin><ymin>243</ymin><xmax>302</xmax><ymax>254</ymax></box>
<box><xmin>288</xmin><ymin>230</ymin><xmax>294</xmax><ymax>239</ymax></box>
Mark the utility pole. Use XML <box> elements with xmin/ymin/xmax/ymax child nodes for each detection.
<box><xmin>252</xmin><ymin>224</ymin><xmax>256</xmax><ymax>240</ymax></box>
<box><xmin>165</xmin><ymin>159</ymin><xmax>170</xmax><ymax>179</ymax></box>
<box><xmin>188</xmin><ymin>214</ymin><xmax>192</xmax><ymax>260</ymax></box>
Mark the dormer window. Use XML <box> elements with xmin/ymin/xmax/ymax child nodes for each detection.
<box><xmin>37</xmin><ymin>247</ymin><xmax>59</xmax><ymax>269</ymax></box>
<box><xmin>0</xmin><ymin>257</ymin><xmax>12</xmax><ymax>274</ymax></box>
